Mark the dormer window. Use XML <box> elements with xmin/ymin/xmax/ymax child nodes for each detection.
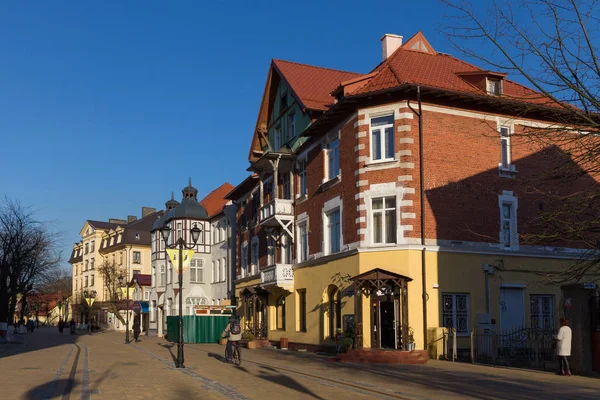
<box><xmin>487</xmin><ymin>78</ymin><xmax>502</xmax><ymax>96</ymax></box>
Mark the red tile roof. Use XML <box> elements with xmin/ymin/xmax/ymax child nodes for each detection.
<box><xmin>272</xmin><ymin>59</ymin><xmax>362</xmax><ymax>111</ymax></box>
<box><xmin>348</xmin><ymin>31</ymin><xmax>558</xmax><ymax>108</ymax></box>
<box><xmin>199</xmin><ymin>182</ymin><xmax>234</xmax><ymax>218</ymax></box>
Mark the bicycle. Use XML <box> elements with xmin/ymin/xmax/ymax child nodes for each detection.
<box><xmin>224</xmin><ymin>340</ymin><xmax>241</xmax><ymax>366</ymax></box>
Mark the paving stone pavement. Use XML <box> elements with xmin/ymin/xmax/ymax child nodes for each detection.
<box><xmin>2</xmin><ymin>328</ymin><xmax>600</xmax><ymax>400</ymax></box>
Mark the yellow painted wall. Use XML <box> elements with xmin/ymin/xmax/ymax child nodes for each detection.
<box><xmin>236</xmin><ymin>249</ymin><xmax>595</xmax><ymax>351</ymax></box>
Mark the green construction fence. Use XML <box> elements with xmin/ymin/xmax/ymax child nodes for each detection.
<box><xmin>166</xmin><ymin>315</ymin><xmax>230</xmax><ymax>343</ymax></box>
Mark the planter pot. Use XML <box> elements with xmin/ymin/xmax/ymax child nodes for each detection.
<box><xmin>219</xmin><ymin>338</ymin><xmax>228</xmax><ymax>345</ymax></box>
<box><xmin>280</xmin><ymin>337</ymin><xmax>289</xmax><ymax>350</ymax></box>
<box><xmin>247</xmin><ymin>341</ymin><xmax>257</xmax><ymax>350</ymax></box>
<box><xmin>407</xmin><ymin>342</ymin><xmax>416</xmax><ymax>351</ymax></box>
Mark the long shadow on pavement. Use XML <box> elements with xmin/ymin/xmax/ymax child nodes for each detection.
<box><xmin>206</xmin><ymin>350</ymin><xmax>326</xmax><ymax>400</ymax></box>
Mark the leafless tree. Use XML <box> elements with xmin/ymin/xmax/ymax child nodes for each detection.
<box><xmin>97</xmin><ymin>257</ymin><xmax>126</xmax><ymax>324</ymax></box>
<box><xmin>442</xmin><ymin>0</ymin><xmax>600</xmax><ymax>283</ymax></box>
<box><xmin>0</xmin><ymin>198</ymin><xmax>61</xmax><ymax>324</ymax></box>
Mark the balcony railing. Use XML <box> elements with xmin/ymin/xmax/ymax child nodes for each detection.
<box><xmin>259</xmin><ymin>199</ymin><xmax>294</xmax><ymax>225</ymax></box>
<box><xmin>260</xmin><ymin>264</ymin><xmax>294</xmax><ymax>290</ymax></box>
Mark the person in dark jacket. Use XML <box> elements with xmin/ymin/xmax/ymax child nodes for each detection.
<box><xmin>132</xmin><ymin>319</ymin><xmax>141</xmax><ymax>342</ymax></box>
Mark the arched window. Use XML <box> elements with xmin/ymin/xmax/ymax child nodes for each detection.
<box><xmin>329</xmin><ymin>287</ymin><xmax>342</xmax><ymax>339</ymax></box>
<box><xmin>276</xmin><ymin>296</ymin><xmax>286</xmax><ymax>331</ymax></box>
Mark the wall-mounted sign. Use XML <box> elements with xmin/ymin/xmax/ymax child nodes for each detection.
<box><xmin>583</xmin><ymin>283</ymin><xmax>596</xmax><ymax>289</ymax></box>
<box><xmin>564</xmin><ymin>298</ymin><xmax>572</xmax><ymax>309</ymax></box>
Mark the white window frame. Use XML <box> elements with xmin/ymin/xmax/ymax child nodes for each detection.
<box><xmin>322</xmin><ymin>197</ymin><xmax>343</xmax><ymax>256</ymax></box>
<box><xmin>296</xmin><ymin>213</ymin><xmax>309</xmax><ymax>263</ymax></box>
<box><xmin>297</xmin><ymin>158</ymin><xmax>307</xmax><ymax>197</ymax></box>
<box><xmin>133</xmin><ymin>251</ymin><xmax>141</xmax><ymax>264</ymax></box>
<box><xmin>498</xmin><ymin>191</ymin><xmax>519</xmax><ymax>250</ymax></box>
<box><xmin>216</xmin><ymin>259</ymin><xmax>221</xmax><ymax>282</ymax></box>
<box><xmin>212</xmin><ymin>261</ymin><xmax>216</xmax><ymax>283</ymax></box>
<box><xmin>369</xmin><ymin>114</ymin><xmax>395</xmax><ymax>163</ymax></box>
<box><xmin>190</xmin><ymin>259</ymin><xmax>203</xmax><ymax>283</ymax></box>
<box><xmin>371</xmin><ymin>196</ymin><xmax>398</xmax><ymax>244</ymax></box>
<box><xmin>498</xmin><ymin>125</ymin><xmax>515</xmax><ymax>172</ymax></box>
<box><xmin>267</xmin><ymin>236</ymin><xmax>276</xmax><ymax>266</ymax></box>
<box><xmin>251</xmin><ymin>236</ymin><xmax>259</xmax><ymax>273</ymax></box>
<box><xmin>324</xmin><ymin>135</ymin><xmax>340</xmax><ymax>181</ymax></box>
<box><xmin>442</xmin><ymin>293</ymin><xmax>471</xmax><ymax>336</ymax></box>
<box><xmin>241</xmin><ymin>241</ymin><xmax>248</xmax><ymax>278</ymax></box>
<box><xmin>363</xmin><ymin>183</ymin><xmax>404</xmax><ymax>247</ymax></box>
<box><xmin>281</xmin><ymin>234</ymin><xmax>292</xmax><ymax>264</ymax></box>
<box><xmin>487</xmin><ymin>78</ymin><xmax>503</xmax><ymax>95</ymax></box>
<box><xmin>326</xmin><ymin>209</ymin><xmax>341</xmax><ymax>254</ymax></box>
<box><xmin>221</xmin><ymin>257</ymin><xmax>226</xmax><ymax>282</ymax></box>
<box><xmin>160</xmin><ymin>265</ymin><xmax>166</xmax><ymax>286</ymax></box>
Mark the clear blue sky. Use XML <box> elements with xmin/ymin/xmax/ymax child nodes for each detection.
<box><xmin>0</xmin><ymin>0</ymin><xmax>463</xmax><ymax>270</ymax></box>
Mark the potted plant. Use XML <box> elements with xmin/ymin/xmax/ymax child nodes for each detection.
<box><xmin>407</xmin><ymin>327</ymin><xmax>416</xmax><ymax>351</ymax></box>
<box><xmin>245</xmin><ymin>331</ymin><xmax>256</xmax><ymax>349</ymax></box>
<box><xmin>342</xmin><ymin>326</ymin><xmax>355</xmax><ymax>352</ymax></box>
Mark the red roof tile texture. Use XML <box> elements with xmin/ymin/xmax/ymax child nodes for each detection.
<box><xmin>274</xmin><ymin>31</ymin><xmax>557</xmax><ymax>111</ymax></box>
<box><xmin>273</xmin><ymin>59</ymin><xmax>362</xmax><ymax>111</ymax></box>
<box><xmin>350</xmin><ymin>32</ymin><xmax>558</xmax><ymax>108</ymax></box>
<box><xmin>200</xmin><ymin>182</ymin><xmax>235</xmax><ymax>218</ymax></box>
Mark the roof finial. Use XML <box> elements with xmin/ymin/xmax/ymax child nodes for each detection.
<box><xmin>171</xmin><ymin>191</ymin><xmax>175</xmax><ymax>201</ymax></box>
<box><xmin>189</xmin><ymin>177</ymin><xmax>192</xmax><ymax>187</ymax></box>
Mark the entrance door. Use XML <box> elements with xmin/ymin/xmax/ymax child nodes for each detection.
<box><xmin>380</xmin><ymin>301</ymin><xmax>396</xmax><ymax>349</ymax></box>
<box><xmin>500</xmin><ymin>287</ymin><xmax>525</xmax><ymax>332</ymax></box>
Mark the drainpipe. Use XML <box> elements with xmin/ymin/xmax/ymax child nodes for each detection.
<box><xmin>408</xmin><ymin>86</ymin><xmax>427</xmax><ymax>351</ymax></box>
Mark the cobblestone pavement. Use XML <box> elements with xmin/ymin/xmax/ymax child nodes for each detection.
<box><xmin>2</xmin><ymin>328</ymin><xmax>599</xmax><ymax>400</ymax></box>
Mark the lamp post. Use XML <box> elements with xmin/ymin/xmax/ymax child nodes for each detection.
<box><xmin>83</xmin><ymin>290</ymin><xmax>96</xmax><ymax>334</ymax></box>
<box><xmin>118</xmin><ymin>274</ymin><xmax>131</xmax><ymax>344</ymax></box>
<box><xmin>160</xmin><ymin>223</ymin><xmax>201</xmax><ymax>368</ymax></box>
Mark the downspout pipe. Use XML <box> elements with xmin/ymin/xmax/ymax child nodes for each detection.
<box><xmin>408</xmin><ymin>86</ymin><xmax>428</xmax><ymax>351</ymax></box>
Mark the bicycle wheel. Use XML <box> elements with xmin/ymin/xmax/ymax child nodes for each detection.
<box><xmin>224</xmin><ymin>347</ymin><xmax>230</xmax><ymax>363</ymax></box>
<box><xmin>233</xmin><ymin>346</ymin><xmax>241</xmax><ymax>366</ymax></box>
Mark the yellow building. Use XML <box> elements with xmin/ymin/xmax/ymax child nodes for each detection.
<box><xmin>69</xmin><ymin>207</ymin><xmax>160</xmax><ymax>326</ymax></box>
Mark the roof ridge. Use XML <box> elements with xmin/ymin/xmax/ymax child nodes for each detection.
<box><xmin>273</xmin><ymin>58</ymin><xmax>362</xmax><ymax>76</ymax></box>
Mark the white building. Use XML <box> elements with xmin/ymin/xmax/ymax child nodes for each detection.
<box><xmin>148</xmin><ymin>180</ymin><xmax>236</xmax><ymax>337</ymax></box>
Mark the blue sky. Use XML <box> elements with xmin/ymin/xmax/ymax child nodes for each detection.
<box><xmin>0</xmin><ymin>0</ymin><xmax>472</xmax><ymax>269</ymax></box>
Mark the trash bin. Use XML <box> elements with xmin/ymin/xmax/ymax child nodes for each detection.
<box><xmin>280</xmin><ymin>337</ymin><xmax>289</xmax><ymax>350</ymax></box>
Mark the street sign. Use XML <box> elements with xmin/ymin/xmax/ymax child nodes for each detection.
<box><xmin>584</xmin><ymin>283</ymin><xmax>596</xmax><ymax>289</ymax></box>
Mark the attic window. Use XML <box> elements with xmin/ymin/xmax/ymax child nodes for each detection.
<box><xmin>135</xmin><ymin>233</ymin><xmax>140</xmax><ymax>240</ymax></box>
<box><xmin>487</xmin><ymin>78</ymin><xmax>502</xmax><ymax>96</ymax></box>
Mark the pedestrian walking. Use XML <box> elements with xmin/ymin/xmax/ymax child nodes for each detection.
<box><xmin>58</xmin><ymin>319</ymin><xmax>64</xmax><ymax>334</ymax></box>
<box><xmin>556</xmin><ymin>317</ymin><xmax>572</xmax><ymax>376</ymax></box>
<box><xmin>69</xmin><ymin>320</ymin><xmax>76</xmax><ymax>335</ymax></box>
<box><xmin>133</xmin><ymin>319</ymin><xmax>141</xmax><ymax>343</ymax></box>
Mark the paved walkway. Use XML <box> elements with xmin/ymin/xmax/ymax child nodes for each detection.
<box><xmin>1</xmin><ymin>328</ymin><xmax>599</xmax><ymax>399</ymax></box>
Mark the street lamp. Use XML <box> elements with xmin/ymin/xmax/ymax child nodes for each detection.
<box><xmin>118</xmin><ymin>274</ymin><xmax>131</xmax><ymax>344</ymax></box>
<box><xmin>161</xmin><ymin>223</ymin><xmax>201</xmax><ymax>368</ymax></box>
<box><xmin>83</xmin><ymin>290</ymin><xmax>96</xmax><ymax>334</ymax></box>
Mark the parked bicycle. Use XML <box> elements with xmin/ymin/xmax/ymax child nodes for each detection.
<box><xmin>225</xmin><ymin>340</ymin><xmax>241</xmax><ymax>366</ymax></box>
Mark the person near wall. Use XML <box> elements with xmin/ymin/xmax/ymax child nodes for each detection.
<box><xmin>133</xmin><ymin>318</ymin><xmax>141</xmax><ymax>343</ymax></box>
<box><xmin>556</xmin><ymin>318</ymin><xmax>572</xmax><ymax>376</ymax></box>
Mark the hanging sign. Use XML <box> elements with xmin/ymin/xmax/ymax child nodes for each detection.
<box><xmin>166</xmin><ymin>249</ymin><xmax>195</xmax><ymax>271</ymax></box>
<box><xmin>85</xmin><ymin>297</ymin><xmax>95</xmax><ymax>307</ymax></box>
<box><xmin>120</xmin><ymin>287</ymin><xmax>135</xmax><ymax>299</ymax></box>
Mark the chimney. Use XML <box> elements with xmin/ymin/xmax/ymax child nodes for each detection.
<box><xmin>142</xmin><ymin>207</ymin><xmax>156</xmax><ymax>218</ymax></box>
<box><xmin>381</xmin><ymin>34</ymin><xmax>403</xmax><ymax>60</ymax></box>
<box><xmin>127</xmin><ymin>215</ymin><xmax>137</xmax><ymax>224</ymax></box>
<box><xmin>109</xmin><ymin>218</ymin><xmax>127</xmax><ymax>224</ymax></box>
